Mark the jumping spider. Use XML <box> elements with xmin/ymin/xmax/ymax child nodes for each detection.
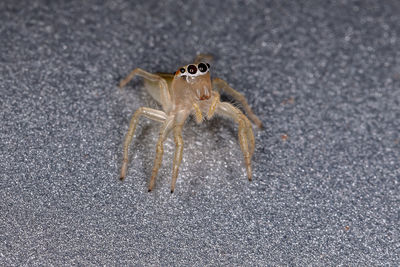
<box><xmin>119</xmin><ymin>55</ymin><xmax>263</xmax><ymax>192</ymax></box>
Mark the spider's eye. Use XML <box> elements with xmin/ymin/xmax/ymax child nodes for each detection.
<box><xmin>198</xmin><ymin>63</ymin><xmax>207</xmax><ymax>72</ymax></box>
<box><xmin>206</xmin><ymin>63</ymin><xmax>210</xmax><ymax>69</ymax></box>
<box><xmin>179</xmin><ymin>68</ymin><xmax>185</xmax><ymax>73</ymax></box>
<box><xmin>187</xmin><ymin>64</ymin><xmax>197</xmax><ymax>74</ymax></box>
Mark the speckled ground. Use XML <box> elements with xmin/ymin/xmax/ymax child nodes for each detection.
<box><xmin>1</xmin><ymin>0</ymin><xmax>399</xmax><ymax>265</ymax></box>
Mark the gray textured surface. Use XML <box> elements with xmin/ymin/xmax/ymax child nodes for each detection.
<box><xmin>1</xmin><ymin>0</ymin><xmax>400</xmax><ymax>265</ymax></box>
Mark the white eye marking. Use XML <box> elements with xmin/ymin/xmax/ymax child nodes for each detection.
<box><xmin>177</xmin><ymin>62</ymin><xmax>209</xmax><ymax>78</ymax></box>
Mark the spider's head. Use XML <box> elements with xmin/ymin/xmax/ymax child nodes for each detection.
<box><xmin>174</xmin><ymin>62</ymin><xmax>212</xmax><ymax>100</ymax></box>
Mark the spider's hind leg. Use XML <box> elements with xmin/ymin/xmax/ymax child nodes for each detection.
<box><xmin>119</xmin><ymin>68</ymin><xmax>172</xmax><ymax>113</ymax></box>
<box><xmin>194</xmin><ymin>54</ymin><xmax>214</xmax><ymax>64</ymax></box>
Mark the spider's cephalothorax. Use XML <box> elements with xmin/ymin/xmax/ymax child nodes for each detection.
<box><xmin>118</xmin><ymin>55</ymin><xmax>263</xmax><ymax>192</ymax></box>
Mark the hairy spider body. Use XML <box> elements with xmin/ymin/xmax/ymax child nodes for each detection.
<box><xmin>119</xmin><ymin>55</ymin><xmax>262</xmax><ymax>192</ymax></box>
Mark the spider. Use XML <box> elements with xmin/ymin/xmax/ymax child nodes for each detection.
<box><xmin>118</xmin><ymin>55</ymin><xmax>263</xmax><ymax>192</ymax></box>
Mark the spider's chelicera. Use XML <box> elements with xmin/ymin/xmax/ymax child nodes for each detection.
<box><xmin>118</xmin><ymin>55</ymin><xmax>263</xmax><ymax>192</ymax></box>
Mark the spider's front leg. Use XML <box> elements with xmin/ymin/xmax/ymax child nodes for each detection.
<box><xmin>215</xmin><ymin>102</ymin><xmax>255</xmax><ymax>181</ymax></box>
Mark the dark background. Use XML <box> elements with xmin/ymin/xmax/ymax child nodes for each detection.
<box><xmin>1</xmin><ymin>0</ymin><xmax>399</xmax><ymax>265</ymax></box>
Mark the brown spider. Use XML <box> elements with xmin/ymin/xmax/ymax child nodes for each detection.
<box><xmin>119</xmin><ymin>55</ymin><xmax>263</xmax><ymax>192</ymax></box>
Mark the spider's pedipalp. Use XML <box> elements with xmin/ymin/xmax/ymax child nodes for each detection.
<box><xmin>212</xmin><ymin>77</ymin><xmax>263</xmax><ymax>129</ymax></box>
<box><xmin>206</xmin><ymin>91</ymin><xmax>220</xmax><ymax>119</ymax></box>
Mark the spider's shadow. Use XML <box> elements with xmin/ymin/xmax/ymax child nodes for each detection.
<box><xmin>185</xmin><ymin>113</ymin><xmax>241</xmax><ymax>187</ymax></box>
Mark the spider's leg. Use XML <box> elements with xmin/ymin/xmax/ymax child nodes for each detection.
<box><xmin>171</xmin><ymin>124</ymin><xmax>183</xmax><ymax>193</ymax></box>
<box><xmin>216</xmin><ymin>102</ymin><xmax>255</xmax><ymax>181</ymax></box>
<box><xmin>212</xmin><ymin>77</ymin><xmax>263</xmax><ymax>128</ymax></box>
<box><xmin>120</xmin><ymin>107</ymin><xmax>167</xmax><ymax>180</ymax></box>
<box><xmin>119</xmin><ymin>68</ymin><xmax>172</xmax><ymax>112</ymax></box>
<box><xmin>148</xmin><ymin>116</ymin><xmax>175</xmax><ymax>191</ymax></box>
<box><xmin>247</xmin><ymin>118</ymin><xmax>255</xmax><ymax>158</ymax></box>
<box><xmin>194</xmin><ymin>54</ymin><xmax>214</xmax><ymax>64</ymax></box>
<box><xmin>170</xmin><ymin>111</ymin><xmax>190</xmax><ymax>193</ymax></box>
<box><xmin>206</xmin><ymin>92</ymin><xmax>254</xmax><ymax>158</ymax></box>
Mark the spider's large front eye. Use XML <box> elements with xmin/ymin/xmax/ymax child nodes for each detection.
<box><xmin>179</xmin><ymin>68</ymin><xmax>185</xmax><ymax>73</ymax></box>
<box><xmin>187</xmin><ymin>64</ymin><xmax>197</xmax><ymax>74</ymax></box>
<box><xmin>198</xmin><ymin>63</ymin><xmax>207</xmax><ymax>72</ymax></box>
